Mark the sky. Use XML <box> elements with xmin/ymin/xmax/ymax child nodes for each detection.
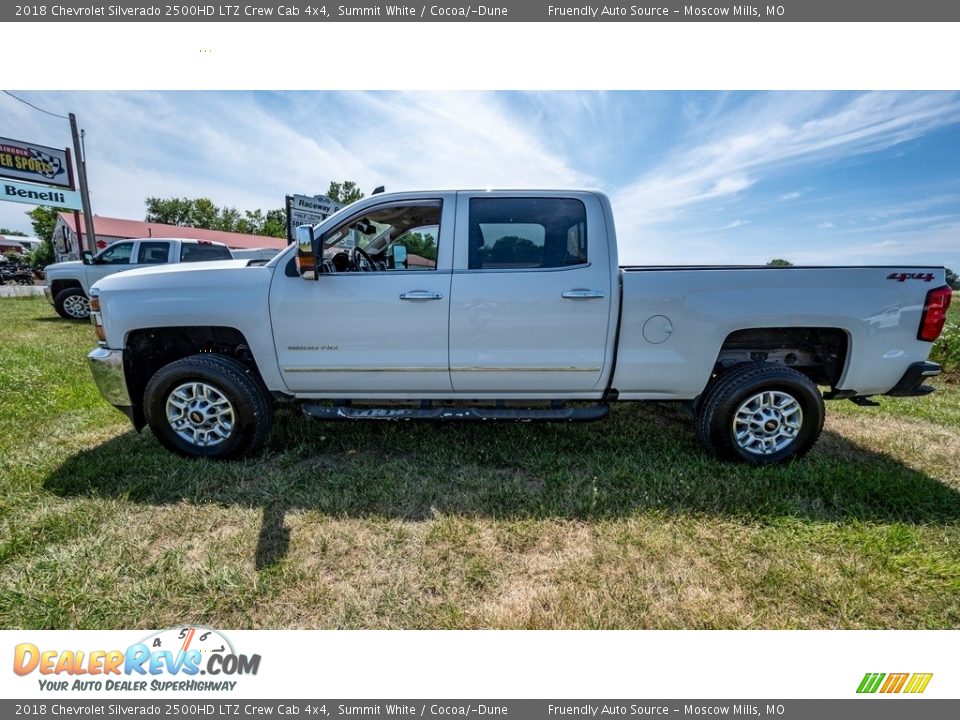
<box><xmin>1</xmin><ymin>90</ymin><xmax>958</xmax><ymax>268</ymax></box>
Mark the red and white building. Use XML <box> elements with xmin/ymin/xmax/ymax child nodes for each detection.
<box><xmin>53</xmin><ymin>212</ymin><xmax>286</xmax><ymax>262</ymax></box>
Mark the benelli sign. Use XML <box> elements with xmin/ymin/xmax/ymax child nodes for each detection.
<box><xmin>0</xmin><ymin>136</ymin><xmax>70</xmax><ymax>188</ymax></box>
<box><xmin>3</xmin><ymin>179</ymin><xmax>83</xmax><ymax>210</ymax></box>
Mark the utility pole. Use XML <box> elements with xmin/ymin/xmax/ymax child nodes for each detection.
<box><xmin>69</xmin><ymin>113</ymin><xmax>97</xmax><ymax>254</ymax></box>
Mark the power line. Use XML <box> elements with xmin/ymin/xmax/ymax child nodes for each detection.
<box><xmin>1</xmin><ymin>90</ymin><xmax>69</xmax><ymax>120</ymax></box>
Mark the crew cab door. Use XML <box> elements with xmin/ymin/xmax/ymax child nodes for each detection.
<box><xmin>448</xmin><ymin>192</ymin><xmax>615</xmax><ymax>394</ymax></box>
<box><xmin>85</xmin><ymin>240</ymin><xmax>138</xmax><ymax>286</ymax></box>
<box><xmin>269</xmin><ymin>195</ymin><xmax>455</xmax><ymax>395</ymax></box>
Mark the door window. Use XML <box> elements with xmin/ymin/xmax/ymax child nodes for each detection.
<box><xmin>323</xmin><ymin>200</ymin><xmax>442</xmax><ymax>271</ymax></box>
<box><xmin>97</xmin><ymin>242</ymin><xmax>134</xmax><ymax>265</ymax></box>
<box><xmin>468</xmin><ymin>197</ymin><xmax>587</xmax><ymax>270</ymax></box>
<box><xmin>137</xmin><ymin>241</ymin><xmax>170</xmax><ymax>264</ymax></box>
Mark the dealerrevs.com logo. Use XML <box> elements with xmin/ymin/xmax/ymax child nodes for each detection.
<box><xmin>857</xmin><ymin>673</ymin><xmax>933</xmax><ymax>694</ymax></box>
<box><xmin>13</xmin><ymin>627</ymin><xmax>260</xmax><ymax>693</ymax></box>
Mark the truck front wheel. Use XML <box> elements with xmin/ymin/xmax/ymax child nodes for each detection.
<box><xmin>695</xmin><ymin>363</ymin><xmax>824</xmax><ymax>465</ymax></box>
<box><xmin>54</xmin><ymin>287</ymin><xmax>90</xmax><ymax>320</ymax></box>
<box><xmin>143</xmin><ymin>354</ymin><xmax>273</xmax><ymax>460</ymax></box>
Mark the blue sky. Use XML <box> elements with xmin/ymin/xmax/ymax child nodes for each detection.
<box><xmin>1</xmin><ymin>90</ymin><xmax>958</xmax><ymax>268</ymax></box>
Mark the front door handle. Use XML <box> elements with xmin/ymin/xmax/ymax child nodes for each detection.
<box><xmin>562</xmin><ymin>289</ymin><xmax>606</xmax><ymax>299</ymax></box>
<box><xmin>400</xmin><ymin>290</ymin><xmax>444</xmax><ymax>301</ymax></box>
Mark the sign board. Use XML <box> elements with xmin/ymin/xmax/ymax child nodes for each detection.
<box><xmin>0</xmin><ymin>136</ymin><xmax>71</xmax><ymax>188</ymax></box>
<box><xmin>286</xmin><ymin>193</ymin><xmax>342</xmax><ymax>243</ymax></box>
<box><xmin>2</xmin><ymin>178</ymin><xmax>83</xmax><ymax>210</ymax></box>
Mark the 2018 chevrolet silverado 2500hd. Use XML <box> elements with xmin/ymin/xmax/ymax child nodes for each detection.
<box><xmin>44</xmin><ymin>238</ymin><xmax>234</xmax><ymax>319</ymax></box>
<box><xmin>86</xmin><ymin>190</ymin><xmax>952</xmax><ymax>464</ymax></box>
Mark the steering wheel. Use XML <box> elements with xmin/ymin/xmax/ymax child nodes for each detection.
<box><xmin>350</xmin><ymin>246</ymin><xmax>376</xmax><ymax>272</ymax></box>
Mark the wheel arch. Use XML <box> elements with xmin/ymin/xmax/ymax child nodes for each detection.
<box><xmin>123</xmin><ymin>326</ymin><xmax>267</xmax><ymax>428</ymax></box>
<box><xmin>712</xmin><ymin>326</ymin><xmax>850</xmax><ymax>390</ymax></box>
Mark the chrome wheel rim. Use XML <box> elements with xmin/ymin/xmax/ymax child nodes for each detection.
<box><xmin>63</xmin><ymin>294</ymin><xmax>90</xmax><ymax>318</ymax></box>
<box><xmin>165</xmin><ymin>381</ymin><xmax>235</xmax><ymax>447</ymax></box>
<box><xmin>732</xmin><ymin>390</ymin><xmax>803</xmax><ymax>456</ymax></box>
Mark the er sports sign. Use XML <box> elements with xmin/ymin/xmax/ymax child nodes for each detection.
<box><xmin>0</xmin><ymin>136</ymin><xmax>70</xmax><ymax>188</ymax></box>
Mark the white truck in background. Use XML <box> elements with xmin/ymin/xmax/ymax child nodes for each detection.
<box><xmin>43</xmin><ymin>238</ymin><xmax>237</xmax><ymax>319</ymax></box>
<box><xmin>86</xmin><ymin>190</ymin><xmax>952</xmax><ymax>465</ymax></box>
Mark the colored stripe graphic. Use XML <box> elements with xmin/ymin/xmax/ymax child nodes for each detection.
<box><xmin>857</xmin><ymin>673</ymin><xmax>885</xmax><ymax>693</ymax></box>
<box><xmin>880</xmin><ymin>673</ymin><xmax>909</xmax><ymax>693</ymax></box>
<box><xmin>857</xmin><ymin>672</ymin><xmax>932</xmax><ymax>694</ymax></box>
<box><xmin>904</xmin><ymin>673</ymin><xmax>933</xmax><ymax>694</ymax></box>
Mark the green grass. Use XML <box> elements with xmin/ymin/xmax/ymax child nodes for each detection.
<box><xmin>1</xmin><ymin>296</ymin><xmax>959</xmax><ymax>629</ymax></box>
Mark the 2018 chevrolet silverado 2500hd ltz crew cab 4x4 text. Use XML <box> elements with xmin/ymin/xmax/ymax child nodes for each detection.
<box><xmin>85</xmin><ymin>190</ymin><xmax>951</xmax><ymax>465</ymax></box>
<box><xmin>44</xmin><ymin>238</ymin><xmax>234</xmax><ymax>320</ymax></box>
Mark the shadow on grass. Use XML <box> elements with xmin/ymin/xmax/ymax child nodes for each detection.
<box><xmin>44</xmin><ymin>403</ymin><xmax>960</xmax><ymax>568</ymax></box>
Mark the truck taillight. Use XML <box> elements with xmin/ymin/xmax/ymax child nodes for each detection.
<box><xmin>918</xmin><ymin>285</ymin><xmax>952</xmax><ymax>341</ymax></box>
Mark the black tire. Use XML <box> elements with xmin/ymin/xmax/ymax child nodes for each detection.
<box><xmin>144</xmin><ymin>353</ymin><xmax>273</xmax><ymax>460</ymax></box>
<box><xmin>54</xmin><ymin>287</ymin><xmax>90</xmax><ymax>320</ymax></box>
<box><xmin>695</xmin><ymin>362</ymin><xmax>824</xmax><ymax>465</ymax></box>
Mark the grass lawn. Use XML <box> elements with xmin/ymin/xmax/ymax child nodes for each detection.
<box><xmin>1</xmin><ymin>295</ymin><xmax>958</xmax><ymax>629</ymax></box>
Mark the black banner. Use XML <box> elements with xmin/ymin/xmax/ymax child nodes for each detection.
<box><xmin>5</xmin><ymin>1</ymin><xmax>960</xmax><ymax>22</ymax></box>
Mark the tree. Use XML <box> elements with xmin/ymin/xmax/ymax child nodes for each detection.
<box><xmin>397</xmin><ymin>231</ymin><xmax>438</xmax><ymax>261</ymax></box>
<box><xmin>766</xmin><ymin>258</ymin><xmax>794</xmax><ymax>267</ymax></box>
<box><xmin>326</xmin><ymin>180</ymin><xmax>365</xmax><ymax>206</ymax></box>
<box><xmin>946</xmin><ymin>267</ymin><xmax>959</xmax><ymax>291</ymax></box>
<box><xmin>0</xmin><ymin>227</ymin><xmax>27</xmax><ymax>237</ymax></box>
<box><xmin>25</xmin><ymin>206</ymin><xmax>65</xmax><ymax>267</ymax></box>
<box><xmin>144</xmin><ymin>197</ymin><xmax>286</xmax><ymax>238</ymax></box>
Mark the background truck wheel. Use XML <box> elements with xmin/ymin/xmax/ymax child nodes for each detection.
<box><xmin>54</xmin><ymin>287</ymin><xmax>90</xmax><ymax>320</ymax></box>
<box><xmin>695</xmin><ymin>362</ymin><xmax>825</xmax><ymax>465</ymax></box>
<box><xmin>144</xmin><ymin>353</ymin><xmax>273</xmax><ymax>460</ymax></box>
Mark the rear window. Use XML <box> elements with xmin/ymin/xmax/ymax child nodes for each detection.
<box><xmin>180</xmin><ymin>243</ymin><xmax>232</xmax><ymax>262</ymax></box>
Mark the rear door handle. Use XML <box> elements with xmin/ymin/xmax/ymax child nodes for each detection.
<box><xmin>400</xmin><ymin>290</ymin><xmax>444</xmax><ymax>301</ymax></box>
<box><xmin>561</xmin><ymin>289</ymin><xmax>606</xmax><ymax>299</ymax></box>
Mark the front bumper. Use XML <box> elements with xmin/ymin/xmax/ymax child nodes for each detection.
<box><xmin>87</xmin><ymin>347</ymin><xmax>131</xmax><ymax>407</ymax></box>
<box><xmin>43</xmin><ymin>285</ymin><xmax>53</xmax><ymax>304</ymax></box>
<box><xmin>886</xmin><ymin>361</ymin><xmax>941</xmax><ymax>397</ymax></box>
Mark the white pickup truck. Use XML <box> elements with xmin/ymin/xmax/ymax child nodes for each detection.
<box><xmin>86</xmin><ymin>190</ymin><xmax>952</xmax><ymax>465</ymax></box>
<box><xmin>44</xmin><ymin>237</ymin><xmax>233</xmax><ymax>319</ymax></box>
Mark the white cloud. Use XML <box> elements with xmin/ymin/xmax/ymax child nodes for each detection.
<box><xmin>779</xmin><ymin>191</ymin><xmax>802</xmax><ymax>200</ymax></box>
<box><xmin>719</xmin><ymin>219</ymin><xmax>748</xmax><ymax>230</ymax></box>
<box><xmin>817</xmin><ymin>221</ymin><xmax>834</xmax><ymax>229</ymax></box>
<box><xmin>612</xmin><ymin>91</ymin><xmax>960</xmax><ymax>262</ymax></box>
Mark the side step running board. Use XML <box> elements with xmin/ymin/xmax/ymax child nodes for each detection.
<box><xmin>301</xmin><ymin>403</ymin><xmax>609</xmax><ymax>423</ymax></box>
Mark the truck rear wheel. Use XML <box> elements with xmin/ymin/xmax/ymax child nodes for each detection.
<box><xmin>54</xmin><ymin>287</ymin><xmax>90</xmax><ymax>320</ymax></box>
<box><xmin>143</xmin><ymin>354</ymin><xmax>273</xmax><ymax>460</ymax></box>
<box><xmin>695</xmin><ymin>363</ymin><xmax>824</xmax><ymax>465</ymax></box>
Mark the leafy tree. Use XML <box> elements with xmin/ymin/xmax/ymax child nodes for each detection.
<box><xmin>262</xmin><ymin>209</ymin><xmax>287</xmax><ymax>239</ymax></box>
<box><xmin>28</xmin><ymin>236</ymin><xmax>55</xmax><ymax>267</ymax></box>
<box><xmin>478</xmin><ymin>236</ymin><xmax>542</xmax><ymax>266</ymax></box>
<box><xmin>144</xmin><ymin>197</ymin><xmax>196</xmax><ymax>226</ymax></box>
<box><xmin>144</xmin><ymin>197</ymin><xmax>286</xmax><ymax>238</ymax></box>
<box><xmin>946</xmin><ymin>267</ymin><xmax>959</xmax><ymax>291</ymax></box>
<box><xmin>397</xmin><ymin>231</ymin><xmax>438</xmax><ymax>262</ymax></box>
<box><xmin>24</xmin><ymin>206</ymin><xmax>64</xmax><ymax>267</ymax></box>
<box><xmin>0</xmin><ymin>227</ymin><xmax>27</xmax><ymax>237</ymax></box>
<box><xmin>766</xmin><ymin>258</ymin><xmax>794</xmax><ymax>267</ymax></box>
<box><xmin>326</xmin><ymin>181</ymin><xmax>365</xmax><ymax>207</ymax></box>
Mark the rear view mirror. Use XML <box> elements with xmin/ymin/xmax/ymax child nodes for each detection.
<box><xmin>392</xmin><ymin>244</ymin><xmax>407</xmax><ymax>269</ymax></box>
<box><xmin>82</xmin><ymin>251</ymin><xmax>94</xmax><ymax>265</ymax></box>
<box><xmin>295</xmin><ymin>225</ymin><xmax>319</xmax><ymax>280</ymax></box>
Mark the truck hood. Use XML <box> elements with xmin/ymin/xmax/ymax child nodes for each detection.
<box><xmin>43</xmin><ymin>260</ymin><xmax>84</xmax><ymax>277</ymax></box>
<box><xmin>92</xmin><ymin>259</ymin><xmax>254</xmax><ymax>292</ymax></box>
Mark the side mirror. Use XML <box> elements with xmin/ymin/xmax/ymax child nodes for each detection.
<box><xmin>82</xmin><ymin>251</ymin><xmax>94</xmax><ymax>265</ymax></box>
<box><xmin>392</xmin><ymin>244</ymin><xmax>407</xmax><ymax>269</ymax></box>
<box><xmin>295</xmin><ymin>225</ymin><xmax>319</xmax><ymax>280</ymax></box>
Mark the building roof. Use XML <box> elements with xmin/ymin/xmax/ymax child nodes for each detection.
<box><xmin>0</xmin><ymin>236</ymin><xmax>26</xmax><ymax>251</ymax></box>
<box><xmin>58</xmin><ymin>212</ymin><xmax>286</xmax><ymax>250</ymax></box>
